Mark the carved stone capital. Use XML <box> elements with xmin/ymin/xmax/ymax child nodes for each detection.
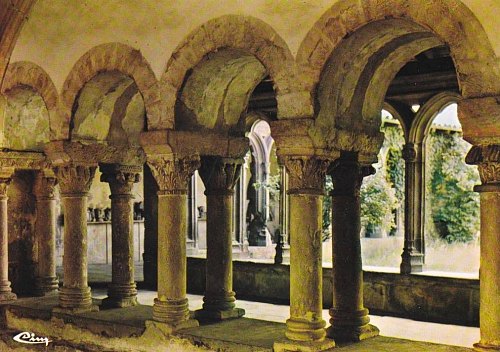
<box><xmin>280</xmin><ymin>156</ymin><xmax>330</xmax><ymax>195</ymax></box>
<box><xmin>199</xmin><ymin>157</ymin><xmax>242</xmax><ymax>196</ymax></box>
<box><xmin>146</xmin><ymin>154</ymin><xmax>200</xmax><ymax>194</ymax></box>
<box><xmin>402</xmin><ymin>143</ymin><xmax>418</xmax><ymax>163</ymax></box>
<box><xmin>466</xmin><ymin>144</ymin><xmax>500</xmax><ymax>186</ymax></box>
<box><xmin>329</xmin><ymin>159</ymin><xmax>374</xmax><ymax>197</ymax></box>
<box><xmin>100</xmin><ymin>164</ymin><xmax>142</xmax><ymax>196</ymax></box>
<box><xmin>54</xmin><ymin>163</ymin><xmax>96</xmax><ymax>196</ymax></box>
<box><xmin>33</xmin><ymin>170</ymin><xmax>58</xmax><ymax>200</ymax></box>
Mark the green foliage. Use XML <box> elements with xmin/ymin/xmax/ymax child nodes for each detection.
<box><xmin>382</xmin><ymin>125</ymin><xmax>405</xmax><ymax>201</ymax></box>
<box><xmin>361</xmin><ymin>169</ymin><xmax>398</xmax><ymax>235</ymax></box>
<box><xmin>427</xmin><ymin>130</ymin><xmax>480</xmax><ymax>243</ymax></box>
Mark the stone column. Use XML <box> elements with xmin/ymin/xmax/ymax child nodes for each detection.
<box><xmin>274</xmin><ymin>156</ymin><xmax>335</xmax><ymax>352</ymax></box>
<box><xmin>195</xmin><ymin>157</ymin><xmax>245</xmax><ymax>321</ymax></box>
<box><xmin>279</xmin><ymin>165</ymin><xmax>289</xmax><ymax>244</ymax></box>
<box><xmin>146</xmin><ymin>154</ymin><xmax>200</xmax><ymax>332</ymax></box>
<box><xmin>100</xmin><ymin>164</ymin><xmax>141</xmax><ymax>308</ymax></box>
<box><xmin>466</xmin><ymin>145</ymin><xmax>500</xmax><ymax>352</ymax></box>
<box><xmin>327</xmin><ymin>156</ymin><xmax>379</xmax><ymax>342</ymax></box>
<box><xmin>53</xmin><ymin>163</ymin><xmax>97</xmax><ymax>313</ymax></box>
<box><xmin>33</xmin><ymin>170</ymin><xmax>59</xmax><ymax>296</ymax></box>
<box><xmin>0</xmin><ymin>170</ymin><xmax>16</xmax><ymax>302</ymax></box>
<box><xmin>400</xmin><ymin>143</ymin><xmax>425</xmax><ymax>273</ymax></box>
<box><xmin>143</xmin><ymin>164</ymin><xmax>158</xmax><ymax>288</ymax></box>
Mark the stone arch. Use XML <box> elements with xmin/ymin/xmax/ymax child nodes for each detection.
<box><xmin>61</xmin><ymin>42</ymin><xmax>159</xmax><ymax>137</ymax></box>
<box><xmin>298</xmin><ymin>0</ymin><xmax>500</xmax><ymax>99</ymax></box>
<box><xmin>307</xmin><ymin>17</ymin><xmax>445</xmax><ymax>162</ymax></box>
<box><xmin>1</xmin><ymin>61</ymin><xmax>62</xmax><ymax>140</ymax></box>
<box><xmin>0</xmin><ymin>0</ymin><xmax>35</xmax><ymax>85</ymax></box>
<box><xmin>161</xmin><ymin>15</ymin><xmax>298</xmax><ymax>129</ymax></box>
<box><xmin>383</xmin><ymin>101</ymin><xmax>409</xmax><ymax>141</ymax></box>
<box><xmin>410</xmin><ymin>91</ymin><xmax>462</xmax><ymax>145</ymax></box>
<box><xmin>1</xmin><ymin>61</ymin><xmax>61</xmax><ymax>147</ymax></box>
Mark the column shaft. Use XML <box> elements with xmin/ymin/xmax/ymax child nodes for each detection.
<box><xmin>477</xmin><ymin>190</ymin><xmax>500</xmax><ymax>349</ymax></box>
<box><xmin>203</xmin><ymin>193</ymin><xmax>235</xmax><ymax>311</ymax></box>
<box><xmin>286</xmin><ymin>193</ymin><xmax>325</xmax><ymax>341</ymax></box>
<box><xmin>34</xmin><ymin>172</ymin><xmax>59</xmax><ymax>296</ymax></box>
<box><xmin>0</xmin><ymin>176</ymin><xmax>16</xmax><ymax>301</ymax></box>
<box><xmin>327</xmin><ymin>157</ymin><xmax>379</xmax><ymax>342</ymax></box>
<box><xmin>101</xmin><ymin>165</ymin><xmax>140</xmax><ymax>308</ymax></box>
<box><xmin>400</xmin><ymin>143</ymin><xmax>424</xmax><ymax>273</ymax></box>
<box><xmin>59</xmin><ymin>195</ymin><xmax>93</xmax><ymax>309</ymax></box>
<box><xmin>154</xmin><ymin>193</ymin><xmax>189</xmax><ymax>323</ymax></box>
<box><xmin>196</xmin><ymin>157</ymin><xmax>245</xmax><ymax>320</ymax></box>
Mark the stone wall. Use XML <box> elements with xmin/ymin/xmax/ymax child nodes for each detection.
<box><xmin>186</xmin><ymin>257</ymin><xmax>479</xmax><ymax>326</ymax></box>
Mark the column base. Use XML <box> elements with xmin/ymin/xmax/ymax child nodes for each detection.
<box><xmin>101</xmin><ymin>295</ymin><xmax>138</xmax><ymax>309</ymax></box>
<box><xmin>400</xmin><ymin>251</ymin><xmax>424</xmax><ymax>274</ymax></box>
<box><xmin>326</xmin><ymin>323</ymin><xmax>379</xmax><ymax>342</ymax></box>
<box><xmin>285</xmin><ymin>318</ymin><xmax>327</xmax><ymax>342</ymax></box>
<box><xmin>0</xmin><ymin>292</ymin><xmax>17</xmax><ymax>302</ymax></box>
<box><xmin>194</xmin><ymin>307</ymin><xmax>245</xmax><ymax>321</ymax></box>
<box><xmin>0</xmin><ymin>281</ymin><xmax>16</xmax><ymax>302</ymax></box>
<box><xmin>57</xmin><ymin>286</ymin><xmax>96</xmax><ymax>313</ymax></box>
<box><xmin>474</xmin><ymin>342</ymin><xmax>500</xmax><ymax>351</ymax></box>
<box><xmin>153</xmin><ymin>298</ymin><xmax>191</xmax><ymax>323</ymax></box>
<box><xmin>327</xmin><ymin>308</ymin><xmax>379</xmax><ymax>342</ymax></box>
<box><xmin>146</xmin><ymin>318</ymin><xmax>199</xmax><ymax>336</ymax></box>
<box><xmin>273</xmin><ymin>338</ymin><xmax>335</xmax><ymax>352</ymax></box>
<box><xmin>101</xmin><ymin>283</ymin><xmax>138</xmax><ymax>308</ymax></box>
<box><xmin>34</xmin><ymin>276</ymin><xmax>59</xmax><ymax>296</ymax></box>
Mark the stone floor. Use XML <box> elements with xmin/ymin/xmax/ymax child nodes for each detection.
<box><xmin>1</xmin><ymin>292</ymin><xmax>475</xmax><ymax>352</ymax></box>
<box><xmin>11</xmin><ymin>263</ymin><xmax>475</xmax><ymax>351</ymax></box>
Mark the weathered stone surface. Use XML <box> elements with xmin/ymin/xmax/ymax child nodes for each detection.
<box><xmin>459</xmin><ymin>97</ymin><xmax>500</xmax><ymax>145</ymax></box>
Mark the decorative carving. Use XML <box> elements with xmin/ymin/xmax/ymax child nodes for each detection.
<box><xmin>146</xmin><ymin>154</ymin><xmax>200</xmax><ymax>194</ymax></box>
<box><xmin>280</xmin><ymin>156</ymin><xmax>330</xmax><ymax>194</ymax></box>
<box><xmin>466</xmin><ymin>144</ymin><xmax>500</xmax><ymax>185</ymax></box>
<box><xmin>100</xmin><ymin>164</ymin><xmax>141</xmax><ymax>196</ymax></box>
<box><xmin>54</xmin><ymin>164</ymin><xmax>96</xmax><ymax>196</ymax></box>
<box><xmin>329</xmin><ymin>159</ymin><xmax>375</xmax><ymax>197</ymax></box>
<box><xmin>0</xmin><ymin>151</ymin><xmax>48</xmax><ymax>170</ymax></box>
<box><xmin>33</xmin><ymin>172</ymin><xmax>58</xmax><ymax>200</ymax></box>
<box><xmin>199</xmin><ymin>157</ymin><xmax>242</xmax><ymax>196</ymax></box>
<box><xmin>402</xmin><ymin>143</ymin><xmax>418</xmax><ymax>163</ymax></box>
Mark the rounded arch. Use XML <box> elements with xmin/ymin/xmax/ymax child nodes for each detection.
<box><xmin>309</xmin><ymin>18</ymin><xmax>443</xmax><ymax>160</ymax></box>
<box><xmin>0</xmin><ymin>0</ymin><xmax>35</xmax><ymax>85</ymax></box>
<box><xmin>61</xmin><ymin>42</ymin><xmax>159</xmax><ymax>137</ymax></box>
<box><xmin>1</xmin><ymin>61</ymin><xmax>62</xmax><ymax>140</ymax></box>
<box><xmin>383</xmin><ymin>101</ymin><xmax>409</xmax><ymax>140</ymax></box>
<box><xmin>298</xmin><ymin>0</ymin><xmax>500</xmax><ymax>100</ymax></box>
<box><xmin>410</xmin><ymin>91</ymin><xmax>462</xmax><ymax>144</ymax></box>
<box><xmin>161</xmin><ymin>15</ymin><xmax>297</xmax><ymax>128</ymax></box>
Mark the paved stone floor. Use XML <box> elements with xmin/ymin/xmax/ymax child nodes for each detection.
<box><xmin>2</xmin><ymin>291</ymin><xmax>476</xmax><ymax>351</ymax></box>
<box><xmin>49</xmin><ymin>264</ymin><xmax>481</xmax><ymax>350</ymax></box>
